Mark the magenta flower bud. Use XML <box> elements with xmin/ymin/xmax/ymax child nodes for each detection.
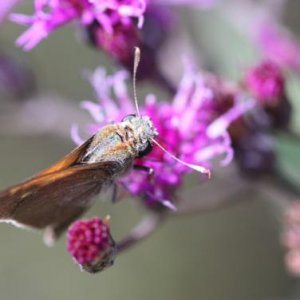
<box><xmin>67</xmin><ymin>217</ymin><xmax>116</xmax><ymax>273</ymax></box>
<box><xmin>245</xmin><ymin>61</ymin><xmax>285</xmax><ymax>105</ymax></box>
<box><xmin>87</xmin><ymin>6</ymin><xmax>176</xmax><ymax>93</ymax></box>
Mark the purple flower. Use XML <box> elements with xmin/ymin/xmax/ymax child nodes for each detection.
<box><xmin>254</xmin><ymin>20</ymin><xmax>300</xmax><ymax>72</ymax></box>
<box><xmin>67</xmin><ymin>217</ymin><xmax>116</xmax><ymax>273</ymax></box>
<box><xmin>88</xmin><ymin>16</ymin><xmax>139</xmax><ymax>65</ymax></box>
<box><xmin>245</xmin><ymin>60</ymin><xmax>285</xmax><ymax>105</ymax></box>
<box><xmin>11</xmin><ymin>0</ymin><xmax>146</xmax><ymax>50</ymax></box>
<box><xmin>73</xmin><ymin>63</ymin><xmax>253</xmax><ymax>209</ymax></box>
<box><xmin>10</xmin><ymin>0</ymin><xmax>220</xmax><ymax>51</ymax></box>
<box><xmin>0</xmin><ymin>0</ymin><xmax>21</xmax><ymax>24</ymax></box>
<box><xmin>86</xmin><ymin>4</ymin><xmax>178</xmax><ymax>91</ymax></box>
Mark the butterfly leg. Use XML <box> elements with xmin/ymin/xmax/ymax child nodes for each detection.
<box><xmin>43</xmin><ymin>226</ymin><xmax>57</xmax><ymax>247</ymax></box>
<box><xmin>133</xmin><ymin>165</ymin><xmax>155</xmax><ymax>185</ymax></box>
<box><xmin>111</xmin><ymin>183</ymin><xmax>118</xmax><ymax>203</ymax></box>
<box><xmin>133</xmin><ymin>165</ymin><xmax>154</xmax><ymax>176</ymax></box>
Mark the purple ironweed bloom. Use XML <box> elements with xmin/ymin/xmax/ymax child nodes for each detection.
<box><xmin>0</xmin><ymin>0</ymin><xmax>21</xmax><ymax>24</ymax></box>
<box><xmin>87</xmin><ymin>14</ymin><xmax>140</xmax><ymax>65</ymax></box>
<box><xmin>67</xmin><ymin>217</ymin><xmax>116</xmax><ymax>273</ymax></box>
<box><xmin>11</xmin><ymin>0</ymin><xmax>146</xmax><ymax>50</ymax></box>
<box><xmin>245</xmin><ymin>60</ymin><xmax>285</xmax><ymax>105</ymax></box>
<box><xmin>10</xmin><ymin>0</ymin><xmax>220</xmax><ymax>51</ymax></box>
<box><xmin>72</xmin><ymin>63</ymin><xmax>253</xmax><ymax>209</ymax></box>
<box><xmin>253</xmin><ymin>20</ymin><xmax>300</xmax><ymax>72</ymax></box>
<box><xmin>86</xmin><ymin>4</ymin><xmax>177</xmax><ymax>94</ymax></box>
<box><xmin>87</xmin><ymin>5</ymin><xmax>174</xmax><ymax>63</ymax></box>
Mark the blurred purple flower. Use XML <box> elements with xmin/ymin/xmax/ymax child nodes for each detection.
<box><xmin>254</xmin><ymin>20</ymin><xmax>300</xmax><ymax>72</ymax></box>
<box><xmin>11</xmin><ymin>0</ymin><xmax>146</xmax><ymax>50</ymax></box>
<box><xmin>0</xmin><ymin>0</ymin><xmax>21</xmax><ymax>24</ymax></box>
<box><xmin>87</xmin><ymin>14</ymin><xmax>140</xmax><ymax>65</ymax></box>
<box><xmin>245</xmin><ymin>60</ymin><xmax>285</xmax><ymax>105</ymax></box>
<box><xmin>242</xmin><ymin>59</ymin><xmax>291</xmax><ymax>130</ymax></box>
<box><xmin>0</xmin><ymin>54</ymin><xmax>36</xmax><ymax>100</ymax></box>
<box><xmin>73</xmin><ymin>63</ymin><xmax>253</xmax><ymax>209</ymax></box>
<box><xmin>10</xmin><ymin>0</ymin><xmax>220</xmax><ymax>51</ymax></box>
<box><xmin>86</xmin><ymin>4</ymin><xmax>177</xmax><ymax>92</ymax></box>
<box><xmin>67</xmin><ymin>217</ymin><xmax>115</xmax><ymax>273</ymax></box>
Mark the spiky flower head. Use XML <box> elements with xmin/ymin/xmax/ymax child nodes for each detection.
<box><xmin>72</xmin><ymin>62</ymin><xmax>254</xmax><ymax>210</ymax></box>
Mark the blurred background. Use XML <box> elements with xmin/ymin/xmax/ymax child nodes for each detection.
<box><xmin>1</xmin><ymin>0</ymin><xmax>300</xmax><ymax>299</ymax></box>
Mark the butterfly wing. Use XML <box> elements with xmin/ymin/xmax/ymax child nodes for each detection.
<box><xmin>0</xmin><ymin>160</ymin><xmax>122</xmax><ymax>242</ymax></box>
<box><xmin>35</xmin><ymin>136</ymin><xmax>94</xmax><ymax>177</ymax></box>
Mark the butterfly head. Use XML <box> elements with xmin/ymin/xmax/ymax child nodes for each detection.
<box><xmin>121</xmin><ymin>114</ymin><xmax>158</xmax><ymax>158</ymax></box>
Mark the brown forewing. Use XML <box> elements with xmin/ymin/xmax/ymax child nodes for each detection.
<box><xmin>0</xmin><ymin>137</ymin><xmax>121</xmax><ymax>239</ymax></box>
<box><xmin>35</xmin><ymin>136</ymin><xmax>94</xmax><ymax>177</ymax></box>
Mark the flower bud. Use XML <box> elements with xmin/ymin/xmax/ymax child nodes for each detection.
<box><xmin>67</xmin><ymin>217</ymin><xmax>116</xmax><ymax>273</ymax></box>
<box><xmin>244</xmin><ymin>61</ymin><xmax>291</xmax><ymax>129</ymax></box>
<box><xmin>87</xmin><ymin>20</ymin><xmax>140</xmax><ymax>66</ymax></box>
<box><xmin>86</xmin><ymin>6</ymin><xmax>176</xmax><ymax>92</ymax></box>
<box><xmin>245</xmin><ymin>61</ymin><xmax>285</xmax><ymax>105</ymax></box>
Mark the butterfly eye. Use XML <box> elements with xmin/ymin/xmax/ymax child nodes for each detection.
<box><xmin>137</xmin><ymin>142</ymin><xmax>153</xmax><ymax>158</ymax></box>
<box><xmin>122</xmin><ymin>114</ymin><xmax>136</xmax><ymax>122</ymax></box>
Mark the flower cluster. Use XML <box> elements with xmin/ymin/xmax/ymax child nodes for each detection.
<box><xmin>8</xmin><ymin>0</ymin><xmax>220</xmax><ymax>51</ymax></box>
<box><xmin>72</xmin><ymin>63</ymin><xmax>254</xmax><ymax>209</ymax></box>
<box><xmin>11</xmin><ymin>0</ymin><xmax>146</xmax><ymax>50</ymax></box>
<box><xmin>86</xmin><ymin>4</ymin><xmax>175</xmax><ymax>70</ymax></box>
<box><xmin>67</xmin><ymin>217</ymin><xmax>115</xmax><ymax>273</ymax></box>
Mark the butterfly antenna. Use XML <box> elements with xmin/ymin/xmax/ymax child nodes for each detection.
<box><xmin>151</xmin><ymin>138</ymin><xmax>211</xmax><ymax>178</ymax></box>
<box><xmin>133</xmin><ymin>47</ymin><xmax>141</xmax><ymax>117</ymax></box>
